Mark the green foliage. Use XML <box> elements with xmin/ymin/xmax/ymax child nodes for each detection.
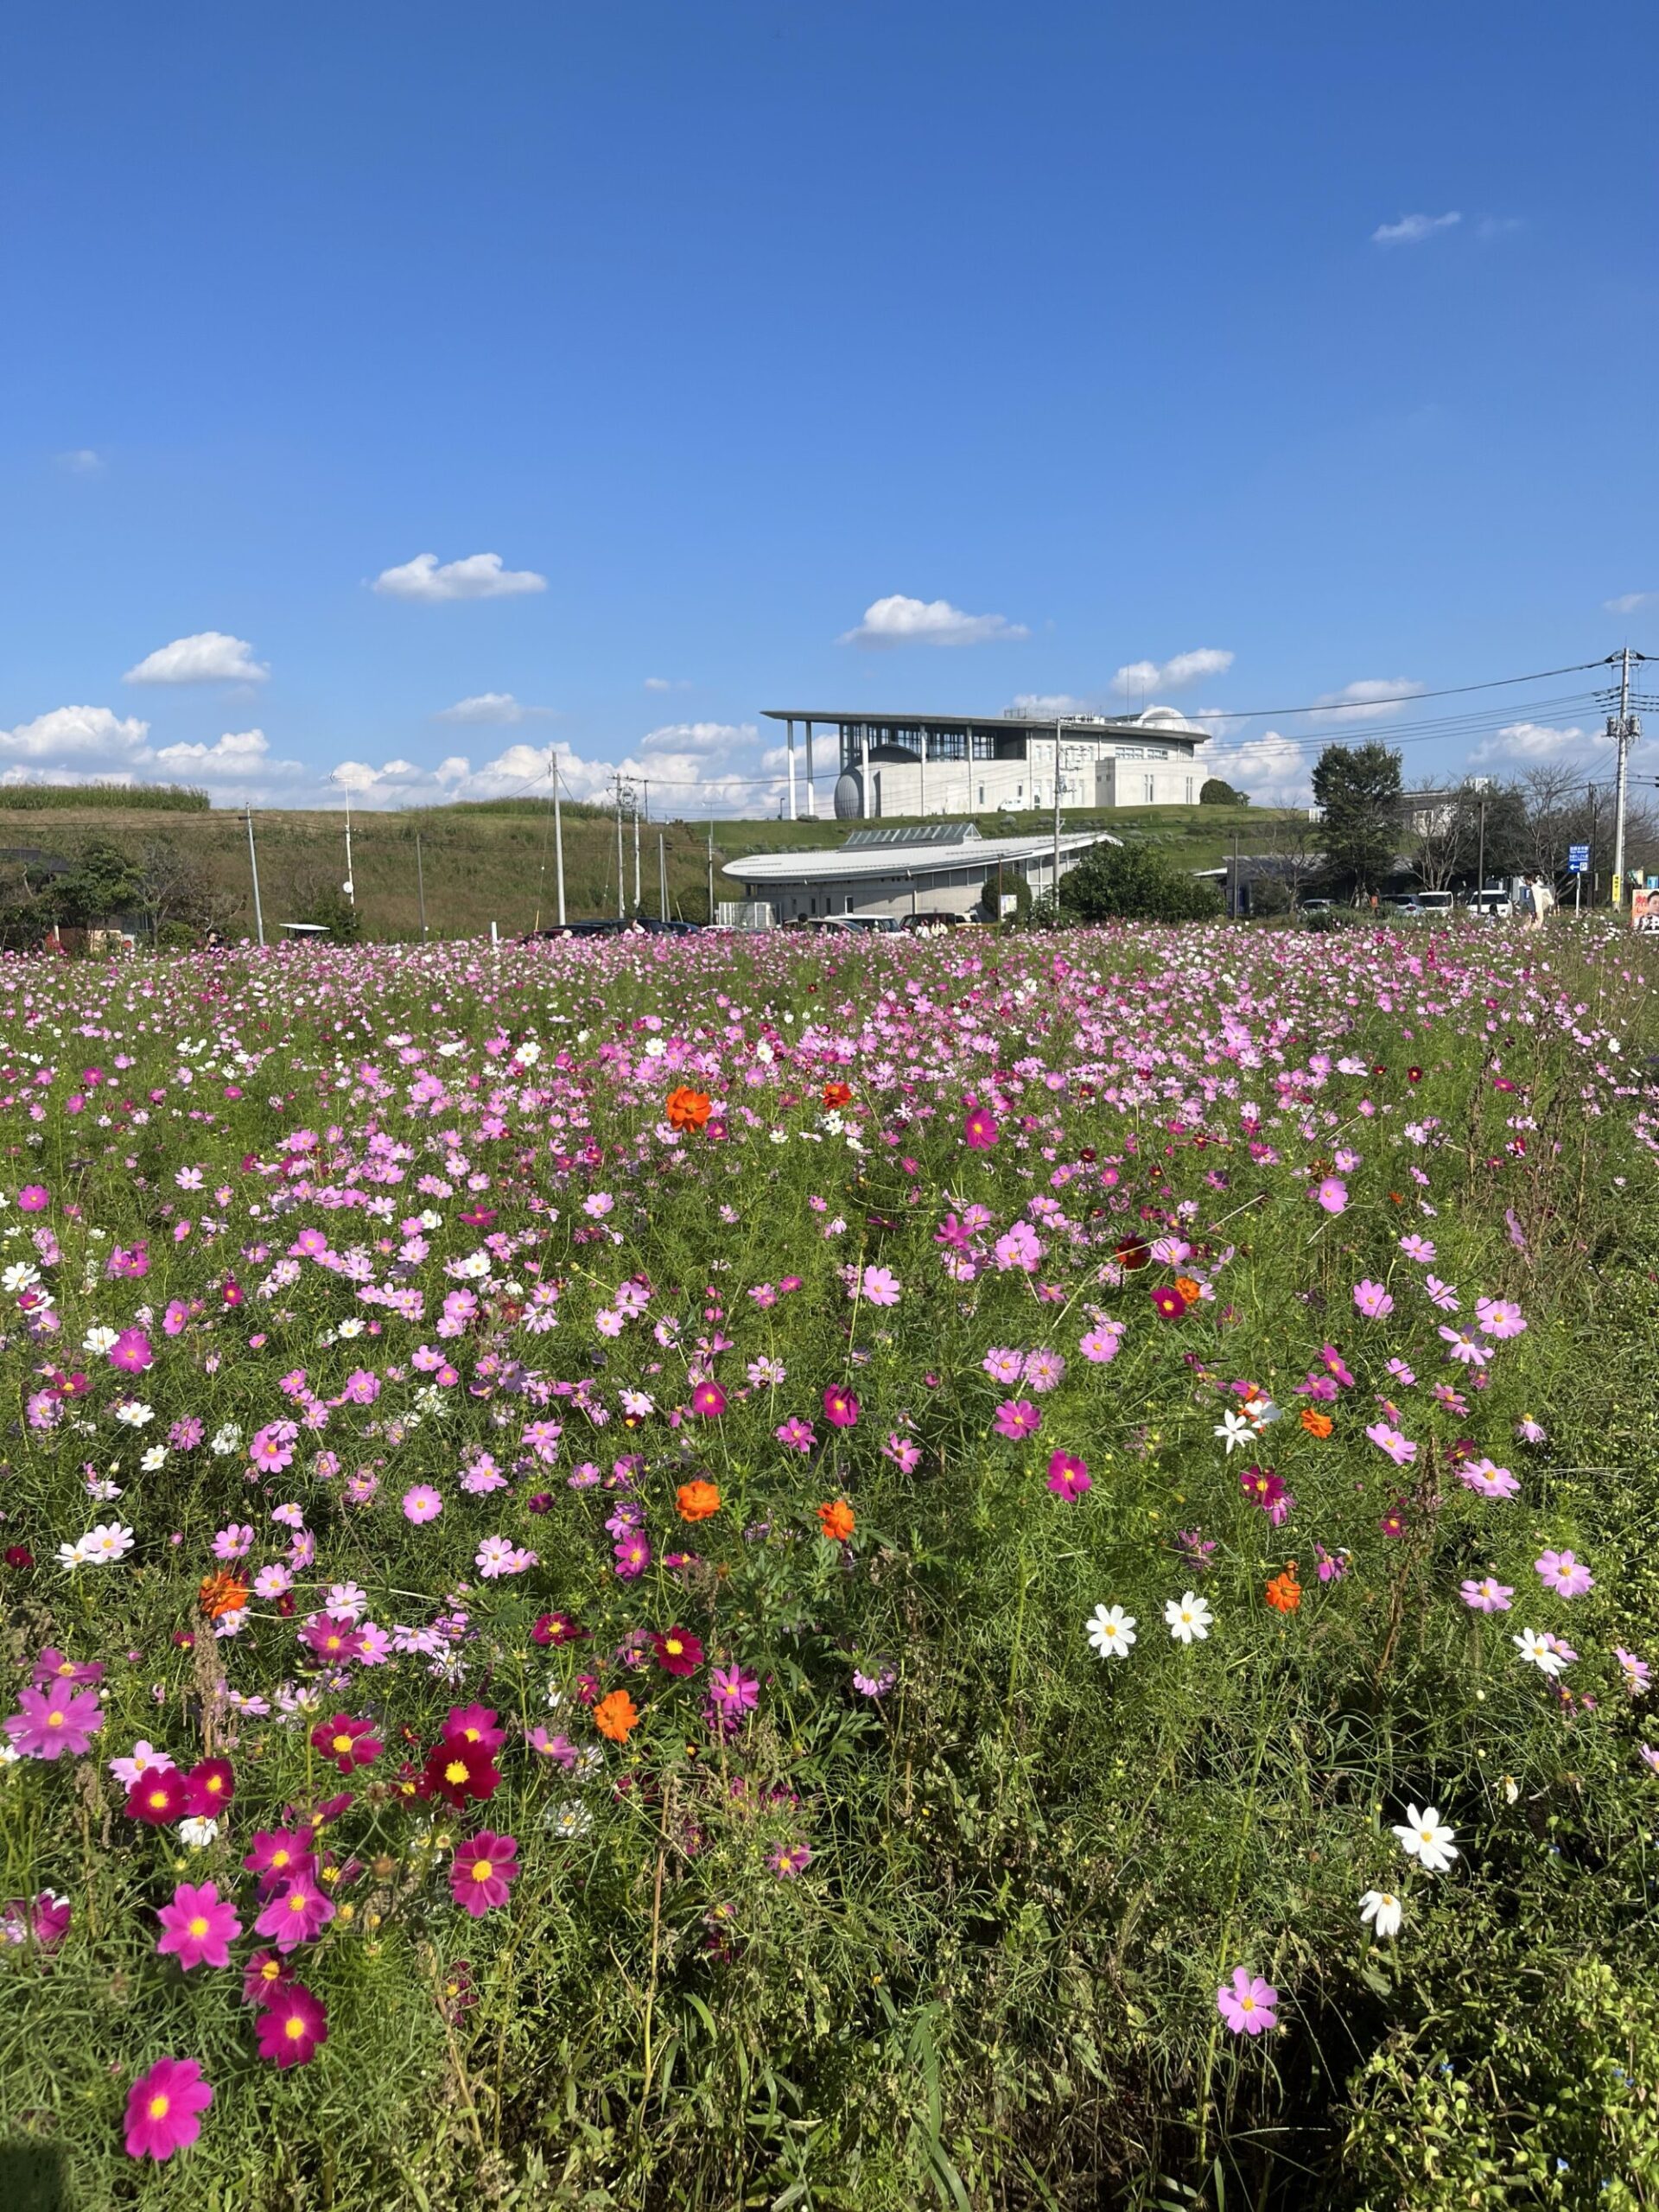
<box><xmin>1200</xmin><ymin>777</ymin><xmax>1248</xmax><ymax>806</ymax></box>
<box><xmin>1058</xmin><ymin>839</ymin><xmax>1224</xmax><ymax>921</ymax></box>
<box><xmin>304</xmin><ymin>886</ymin><xmax>365</xmax><ymax>943</ymax></box>
<box><xmin>1312</xmin><ymin>741</ymin><xmax>1403</xmax><ymax>893</ymax></box>
<box><xmin>49</xmin><ymin>836</ymin><xmax>145</xmax><ymax>925</ymax></box>
<box><xmin>0</xmin><ymin>781</ymin><xmax>208</xmax><ymax>812</ymax></box>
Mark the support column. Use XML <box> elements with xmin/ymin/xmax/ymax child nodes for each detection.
<box><xmin>860</xmin><ymin>723</ymin><xmax>871</xmax><ymax>817</ymax></box>
<box><xmin>786</xmin><ymin>719</ymin><xmax>797</xmax><ymax>821</ymax></box>
<box><xmin>804</xmin><ymin>721</ymin><xmax>816</xmax><ymax>815</ymax></box>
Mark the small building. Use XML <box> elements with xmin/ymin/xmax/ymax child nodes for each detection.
<box><xmin>720</xmin><ymin>820</ymin><xmax>1121</xmax><ymax>924</ymax></box>
<box><xmin>761</xmin><ymin>704</ymin><xmax>1211</xmax><ymax>820</ymax></box>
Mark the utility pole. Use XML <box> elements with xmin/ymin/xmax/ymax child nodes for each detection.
<box><xmin>706</xmin><ymin>818</ymin><xmax>715</xmax><ymax>924</ymax></box>
<box><xmin>343</xmin><ymin>791</ymin><xmax>355</xmax><ymax>910</ymax></box>
<box><xmin>241</xmin><ymin>809</ymin><xmax>265</xmax><ymax>948</ymax></box>
<box><xmin>615</xmin><ymin>774</ymin><xmax>626</xmax><ymax>921</ymax></box>
<box><xmin>415</xmin><ymin>831</ymin><xmax>428</xmax><ymax>939</ymax></box>
<box><xmin>658</xmin><ymin>831</ymin><xmax>668</xmax><ymax>920</ymax></box>
<box><xmin>1231</xmin><ymin>830</ymin><xmax>1241</xmax><ymax>919</ymax></box>
<box><xmin>553</xmin><ymin>765</ymin><xmax>566</xmax><ymax>926</ymax></box>
<box><xmin>1587</xmin><ymin>783</ymin><xmax>1599</xmax><ymax>906</ymax></box>
<box><xmin>1476</xmin><ymin>791</ymin><xmax>1487</xmax><ymax>912</ymax></box>
<box><xmin>1611</xmin><ymin>645</ymin><xmax>1638</xmax><ymax>909</ymax></box>
<box><xmin>632</xmin><ymin>792</ymin><xmax>643</xmax><ymax>912</ymax></box>
<box><xmin>1052</xmin><ymin>718</ymin><xmax>1063</xmax><ymax>906</ymax></box>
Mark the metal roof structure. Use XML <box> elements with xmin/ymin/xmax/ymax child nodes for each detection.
<box><xmin>762</xmin><ymin>706</ymin><xmax>1208</xmax><ymax>737</ymax></box>
<box><xmin>721</xmin><ymin>827</ymin><xmax>1118</xmax><ymax>886</ymax></box>
<box><xmin>841</xmin><ymin>822</ymin><xmax>982</xmax><ymax>849</ymax></box>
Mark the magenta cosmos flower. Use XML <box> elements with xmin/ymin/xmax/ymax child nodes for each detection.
<box><xmin>963</xmin><ymin>1106</ymin><xmax>999</xmax><ymax>1150</ymax></box>
<box><xmin>993</xmin><ymin>1398</ymin><xmax>1041</xmax><ymax>1441</ymax></box>
<box><xmin>156</xmin><ymin>1881</ymin><xmax>242</xmax><ymax>1972</ymax></box>
<box><xmin>1046</xmin><ymin>1450</ymin><xmax>1090</xmax><ymax>1501</ymax></box>
<box><xmin>124</xmin><ymin>2056</ymin><xmax>213</xmax><ymax>2161</ymax></box>
<box><xmin>449</xmin><ymin>1830</ymin><xmax>520</xmax><ymax>1916</ymax></box>
<box><xmin>109</xmin><ymin>1327</ymin><xmax>154</xmax><ymax>1374</ymax></box>
<box><xmin>1217</xmin><ymin>1967</ymin><xmax>1279</xmax><ymax>2037</ymax></box>
<box><xmin>4</xmin><ymin>1681</ymin><xmax>104</xmax><ymax>1760</ymax></box>
<box><xmin>256</xmin><ymin>1982</ymin><xmax>328</xmax><ymax>2068</ymax></box>
<box><xmin>17</xmin><ymin>1185</ymin><xmax>50</xmax><ymax>1213</ymax></box>
<box><xmin>1313</xmin><ymin>1177</ymin><xmax>1347</xmax><ymax>1214</ymax></box>
<box><xmin>691</xmin><ymin>1379</ymin><xmax>727</xmax><ymax>1418</ymax></box>
<box><xmin>822</xmin><ymin>1383</ymin><xmax>859</xmax><ymax>1428</ymax></box>
<box><xmin>253</xmin><ymin>1875</ymin><xmax>335</xmax><ymax>1953</ymax></box>
<box><xmin>1535</xmin><ymin>1548</ymin><xmax>1594</xmax><ymax>1598</ymax></box>
<box><xmin>309</xmin><ymin>1713</ymin><xmax>383</xmax><ymax>1774</ymax></box>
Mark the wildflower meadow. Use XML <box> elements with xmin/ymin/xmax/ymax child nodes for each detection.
<box><xmin>3</xmin><ymin>922</ymin><xmax>1658</xmax><ymax>2209</ymax></box>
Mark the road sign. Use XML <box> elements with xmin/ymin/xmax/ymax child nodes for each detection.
<box><xmin>1568</xmin><ymin>844</ymin><xmax>1590</xmax><ymax>874</ymax></box>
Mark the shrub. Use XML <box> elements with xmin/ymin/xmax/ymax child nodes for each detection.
<box><xmin>1058</xmin><ymin>840</ymin><xmax>1223</xmax><ymax>922</ymax></box>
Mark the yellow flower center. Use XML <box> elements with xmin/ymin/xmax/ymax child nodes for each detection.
<box><xmin>444</xmin><ymin>1759</ymin><xmax>468</xmax><ymax>1786</ymax></box>
<box><xmin>271</xmin><ymin>1850</ymin><xmax>289</xmax><ymax>1868</ymax></box>
<box><xmin>471</xmin><ymin>1859</ymin><xmax>493</xmax><ymax>1883</ymax></box>
<box><xmin>288</xmin><ymin>1894</ymin><xmax>306</xmax><ymax>1914</ymax></box>
<box><xmin>148</xmin><ymin>2094</ymin><xmax>171</xmax><ymax>2120</ymax></box>
<box><xmin>665</xmin><ymin>1639</ymin><xmax>683</xmax><ymax>1656</ymax></box>
<box><xmin>1241</xmin><ymin>1996</ymin><xmax>1255</xmax><ymax>2012</ymax></box>
<box><xmin>285</xmin><ymin>2016</ymin><xmax>306</xmax><ymax>2039</ymax></box>
<box><xmin>332</xmin><ymin>1735</ymin><xmax>353</xmax><ymax>1755</ymax></box>
<box><xmin>47</xmin><ymin>1711</ymin><xmax>64</xmax><ymax>1727</ymax></box>
<box><xmin>188</xmin><ymin>1916</ymin><xmax>209</xmax><ymax>1937</ymax></box>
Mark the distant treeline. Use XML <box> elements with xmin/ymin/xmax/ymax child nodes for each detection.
<box><xmin>0</xmin><ymin>783</ymin><xmax>210</xmax><ymax>814</ymax></box>
<box><xmin>421</xmin><ymin>796</ymin><xmax>613</xmax><ymax>821</ymax></box>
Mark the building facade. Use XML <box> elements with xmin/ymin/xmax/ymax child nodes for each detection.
<box><xmin>762</xmin><ymin>704</ymin><xmax>1211</xmax><ymax>820</ymax></box>
<box><xmin>720</xmin><ymin>820</ymin><xmax>1121</xmax><ymax>924</ymax></box>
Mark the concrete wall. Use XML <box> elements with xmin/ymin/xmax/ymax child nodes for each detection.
<box><xmin>850</xmin><ymin>744</ymin><xmax>1201</xmax><ymax>818</ymax></box>
<box><xmin>739</xmin><ymin>844</ymin><xmax>1094</xmax><ymax>923</ymax></box>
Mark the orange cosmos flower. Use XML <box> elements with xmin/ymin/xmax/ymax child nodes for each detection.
<box><xmin>593</xmin><ymin>1689</ymin><xmax>640</xmax><ymax>1743</ymax></box>
<box><xmin>665</xmin><ymin>1087</ymin><xmax>712</xmax><ymax>1132</ymax></box>
<box><xmin>817</xmin><ymin>1499</ymin><xmax>856</xmax><ymax>1544</ymax></box>
<box><xmin>198</xmin><ymin>1571</ymin><xmax>249</xmax><ymax>1620</ymax></box>
<box><xmin>1174</xmin><ymin>1274</ymin><xmax>1202</xmax><ymax>1304</ymax></box>
<box><xmin>677</xmin><ymin>1478</ymin><xmax>721</xmax><ymax>1523</ymax></box>
<box><xmin>1265</xmin><ymin>1564</ymin><xmax>1302</xmax><ymax>1614</ymax></box>
<box><xmin>822</xmin><ymin>1081</ymin><xmax>852</xmax><ymax>1109</ymax></box>
<box><xmin>1300</xmin><ymin>1408</ymin><xmax>1334</xmax><ymax>1440</ymax></box>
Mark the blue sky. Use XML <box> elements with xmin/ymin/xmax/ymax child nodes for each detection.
<box><xmin>3</xmin><ymin>0</ymin><xmax>1656</xmax><ymax>811</ymax></box>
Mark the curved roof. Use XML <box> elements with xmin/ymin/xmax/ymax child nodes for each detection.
<box><xmin>721</xmin><ymin>828</ymin><xmax>1119</xmax><ymax>886</ymax></box>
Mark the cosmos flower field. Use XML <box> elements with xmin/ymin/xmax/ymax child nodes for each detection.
<box><xmin>3</xmin><ymin>924</ymin><xmax>1658</xmax><ymax>2210</ymax></box>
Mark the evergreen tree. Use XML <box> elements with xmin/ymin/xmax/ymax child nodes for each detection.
<box><xmin>1311</xmin><ymin>742</ymin><xmax>1402</xmax><ymax>894</ymax></box>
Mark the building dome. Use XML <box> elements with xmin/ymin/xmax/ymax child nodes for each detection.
<box><xmin>833</xmin><ymin>768</ymin><xmax>864</xmax><ymax>820</ymax></box>
<box><xmin>1131</xmin><ymin>703</ymin><xmax>1205</xmax><ymax>734</ymax></box>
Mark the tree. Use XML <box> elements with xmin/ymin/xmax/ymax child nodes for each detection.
<box><xmin>1261</xmin><ymin>811</ymin><xmax>1325</xmax><ymax>910</ymax></box>
<box><xmin>50</xmin><ymin>837</ymin><xmax>145</xmax><ymax>927</ymax></box>
<box><xmin>1311</xmin><ymin>742</ymin><xmax>1402</xmax><ymax>896</ymax></box>
<box><xmin>1056</xmin><ymin>842</ymin><xmax>1223</xmax><ymax>925</ymax></box>
<box><xmin>1200</xmin><ymin>778</ymin><xmax>1248</xmax><ymax>806</ymax></box>
<box><xmin>137</xmin><ymin>839</ymin><xmax>238</xmax><ymax>944</ymax></box>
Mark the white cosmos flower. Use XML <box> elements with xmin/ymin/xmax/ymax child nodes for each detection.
<box><xmin>178</xmin><ymin>1816</ymin><xmax>219</xmax><ymax>1848</ymax></box>
<box><xmin>1392</xmin><ymin>1803</ymin><xmax>1458</xmax><ymax>1873</ymax></box>
<box><xmin>1164</xmin><ymin>1592</ymin><xmax>1213</xmax><ymax>1644</ymax></box>
<box><xmin>2</xmin><ymin>1262</ymin><xmax>41</xmax><ymax>1293</ymax></box>
<box><xmin>113</xmin><ymin>1401</ymin><xmax>153</xmax><ymax>1427</ymax></box>
<box><xmin>140</xmin><ymin>1446</ymin><xmax>168</xmax><ymax>1471</ymax></box>
<box><xmin>1511</xmin><ymin>1627</ymin><xmax>1566</xmax><ymax>1677</ymax></box>
<box><xmin>1359</xmin><ymin>1889</ymin><xmax>1403</xmax><ymax>1940</ymax></box>
<box><xmin>1214</xmin><ymin>1411</ymin><xmax>1255</xmax><ymax>1453</ymax></box>
<box><xmin>1086</xmin><ymin>1604</ymin><xmax>1137</xmax><ymax>1659</ymax></box>
<box><xmin>82</xmin><ymin>1325</ymin><xmax>118</xmax><ymax>1355</ymax></box>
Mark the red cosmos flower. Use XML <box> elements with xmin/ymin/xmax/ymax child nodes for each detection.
<box><xmin>1151</xmin><ymin>1284</ymin><xmax>1188</xmax><ymax>1319</ymax></box>
<box><xmin>1407</xmin><ymin>1067</ymin><xmax>1423</xmax><ymax>1084</ymax></box>
<box><xmin>242</xmin><ymin>1948</ymin><xmax>295</xmax><ymax>2005</ymax></box>
<box><xmin>1116</xmin><ymin>1237</ymin><xmax>1151</xmax><ymax>1271</ymax></box>
<box><xmin>822</xmin><ymin>1082</ymin><xmax>853</xmax><ymax>1109</ymax></box>
<box><xmin>442</xmin><ymin>1702</ymin><xmax>505</xmax><ymax>1751</ymax></box>
<box><xmin>126</xmin><ymin>1768</ymin><xmax>188</xmax><ymax>1826</ymax></box>
<box><xmin>531</xmin><ymin>1611</ymin><xmax>588</xmax><ymax>1647</ymax></box>
<box><xmin>182</xmin><ymin>1758</ymin><xmax>236</xmax><ymax>1817</ymax></box>
<box><xmin>256</xmin><ymin>1982</ymin><xmax>328</xmax><ymax>2068</ymax></box>
<box><xmin>309</xmin><ymin>1715</ymin><xmax>383</xmax><ymax>1775</ymax></box>
<box><xmin>422</xmin><ymin>1736</ymin><xmax>501</xmax><ymax>1808</ymax></box>
<box><xmin>652</xmin><ymin>1627</ymin><xmax>704</xmax><ymax>1676</ymax></box>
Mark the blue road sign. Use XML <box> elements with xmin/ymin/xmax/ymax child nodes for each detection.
<box><xmin>1568</xmin><ymin>844</ymin><xmax>1590</xmax><ymax>873</ymax></box>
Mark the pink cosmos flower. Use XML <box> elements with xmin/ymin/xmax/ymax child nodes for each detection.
<box><xmin>883</xmin><ymin>1432</ymin><xmax>923</xmax><ymax>1473</ymax></box>
<box><xmin>1351</xmin><ymin>1281</ymin><xmax>1393</xmax><ymax>1321</ymax></box>
<box><xmin>156</xmin><ymin>1881</ymin><xmax>242</xmax><ymax>1972</ymax></box>
<box><xmin>1475</xmin><ymin>1297</ymin><xmax>1526</xmax><ymax>1341</ymax></box>
<box><xmin>109</xmin><ymin>1328</ymin><xmax>154</xmax><ymax>1374</ymax></box>
<box><xmin>31</xmin><ymin>1647</ymin><xmax>102</xmax><ymax>1689</ymax></box>
<box><xmin>1399</xmin><ymin>1233</ymin><xmax>1436</xmax><ymax>1262</ymax></box>
<box><xmin>963</xmin><ymin>1106</ymin><xmax>999</xmax><ymax>1150</ymax></box>
<box><xmin>5</xmin><ymin>1681</ymin><xmax>104</xmax><ymax>1761</ymax></box>
<box><xmin>822</xmin><ymin>1384</ymin><xmax>860</xmax><ymax>1428</ymax></box>
<box><xmin>256</xmin><ymin>1983</ymin><xmax>328</xmax><ymax>2067</ymax></box>
<box><xmin>691</xmin><ymin>1380</ymin><xmax>727</xmax><ymax>1419</ymax></box>
<box><xmin>992</xmin><ymin>1398</ymin><xmax>1041</xmax><ymax>1442</ymax></box>
<box><xmin>1535</xmin><ymin>1548</ymin><xmax>1593</xmax><ymax>1599</ymax></box>
<box><xmin>775</xmin><ymin>1416</ymin><xmax>817</xmax><ymax>1453</ymax></box>
<box><xmin>253</xmin><ymin>1876</ymin><xmax>335</xmax><ymax>1952</ymax></box>
<box><xmin>1459</xmin><ymin>1459</ymin><xmax>1520</xmax><ymax>1502</ymax></box>
<box><xmin>1046</xmin><ymin>1451</ymin><xmax>1090</xmax><ymax>1501</ymax></box>
<box><xmin>768</xmin><ymin>1840</ymin><xmax>814</xmax><ymax>1878</ymax></box>
<box><xmin>124</xmin><ymin>2056</ymin><xmax>213</xmax><ymax>2161</ymax></box>
<box><xmin>858</xmin><ymin>1266</ymin><xmax>901</xmax><ymax>1306</ymax></box>
<box><xmin>1423</xmin><ymin>1274</ymin><xmax>1459</xmax><ymax>1313</ymax></box>
<box><xmin>1615</xmin><ymin>1647</ymin><xmax>1650</xmax><ymax>1697</ymax></box>
<box><xmin>402</xmin><ymin>1485</ymin><xmax>444</xmax><ymax>1524</ymax></box>
<box><xmin>1314</xmin><ymin>1176</ymin><xmax>1347</xmax><ymax>1214</ymax></box>
<box><xmin>2</xmin><ymin>1891</ymin><xmax>71</xmax><ymax>1949</ymax></box>
<box><xmin>1365</xmin><ymin>1421</ymin><xmax>1418</xmax><ymax>1468</ymax></box>
<box><xmin>1217</xmin><ymin>1967</ymin><xmax>1279</xmax><ymax>2037</ymax></box>
<box><xmin>449</xmin><ymin>1830</ymin><xmax>520</xmax><ymax>1916</ymax></box>
<box><xmin>1460</xmin><ymin>1576</ymin><xmax>1513</xmax><ymax>1613</ymax></box>
<box><xmin>1079</xmin><ymin>1321</ymin><xmax>1124</xmax><ymax>1364</ymax></box>
<box><xmin>1439</xmin><ymin>1326</ymin><xmax>1491</xmax><ymax>1367</ymax></box>
<box><xmin>1022</xmin><ymin>1349</ymin><xmax>1066</xmax><ymax>1393</ymax></box>
<box><xmin>994</xmin><ymin>1223</ymin><xmax>1043</xmax><ymax>1274</ymax></box>
<box><xmin>982</xmin><ymin>1347</ymin><xmax>1024</xmax><ymax>1384</ymax></box>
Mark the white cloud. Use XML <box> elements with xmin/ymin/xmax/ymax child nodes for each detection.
<box><xmin>1111</xmin><ymin>648</ymin><xmax>1234</xmax><ymax>698</ymax></box>
<box><xmin>1471</xmin><ymin>721</ymin><xmax>1589</xmax><ymax>765</ymax></box>
<box><xmin>1201</xmin><ymin>731</ymin><xmax>1313</xmax><ymax>807</ymax></box>
<box><xmin>644</xmin><ymin>677</ymin><xmax>693</xmax><ymax>692</ymax></box>
<box><xmin>435</xmin><ymin>692</ymin><xmax>555</xmax><ymax>725</ymax></box>
<box><xmin>152</xmin><ymin>728</ymin><xmax>304</xmax><ymax>783</ymax></box>
<box><xmin>840</xmin><ymin>594</ymin><xmax>1029</xmax><ymax>648</ymax></box>
<box><xmin>1008</xmin><ymin>692</ymin><xmax>1090</xmax><ymax>717</ymax></box>
<box><xmin>58</xmin><ymin>448</ymin><xmax>105</xmax><ymax>475</ymax></box>
<box><xmin>0</xmin><ymin>705</ymin><xmax>153</xmax><ymax>769</ymax></box>
<box><xmin>1313</xmin><ymin>677</ymin><xmax>1425</xmax><ymax>722</ymax></box>
<box><xmin>1476</xmin><ymin>216</ymin><xmax>1522</xmax><ymax>241</ymax></box>
<box><xmin>1605</xmin><ymin>590</ymin><xmax>1656</xmax><ymax>615</ymax></box>
<box><xmin>124</xmin><ymin>632</ymin><xmax>270</xmax><ymax>685</ymax></box>
<box><xmin>372</xmin><ymin>552</ymin><xmax>547</xmax><ymax>602</ymax></box>
<box><xmin>0</xmin><ymin>707</ymin><xmax>305</xmax><ymax>793</ymax></box>
<box><xmin>639</xmin><ymin>720</ymin><xmax>753</xmax><ymax>757</ymax></box>
<box><xmin>1372</xmin><ymin>212</ymin><xmax>1461</xmax><ymax>246</ymax></box>
<box><xmin>317</xmin><ymin>734</ymin><xmax>796</xmax><ymax>818</ymax></box>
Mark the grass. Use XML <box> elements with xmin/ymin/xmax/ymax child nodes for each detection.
<box><xmin>1</xmin><ymin>920</ymin><xmax>1656</xmax><ymax>2209</ymax></box>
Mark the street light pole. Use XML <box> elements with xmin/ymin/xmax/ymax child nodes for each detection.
<box><xmin>242</xmin><ymin>809</ymin><xmax>265</xmax><ymax>948</ymax></box>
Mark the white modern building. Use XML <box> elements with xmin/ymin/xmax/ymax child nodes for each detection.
<box><xmin>720</xmin><ymin>819</ymin><xmax>1121</xmax><ymax>924</ymax></box>
<box><xmin>763</xmin><ymin>703</ymin><xmax>1211</xmax><ymax>820</ymax></box>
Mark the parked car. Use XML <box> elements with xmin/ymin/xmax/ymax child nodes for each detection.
<box><xmin>899</xmin><ymin>911</ymin><xmax>973</xmax><ymax>931</ymax></box>
<box><xmin>1414</xmin><ymin>892</ymin><xmax>1455</xmax><ymax>918</ymax></box>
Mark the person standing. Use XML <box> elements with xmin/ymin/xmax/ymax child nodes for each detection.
<box><xmin>1531</xmin><ymin>873</ymin><xmax>1554</xmax><ymax>928</ymax></box>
